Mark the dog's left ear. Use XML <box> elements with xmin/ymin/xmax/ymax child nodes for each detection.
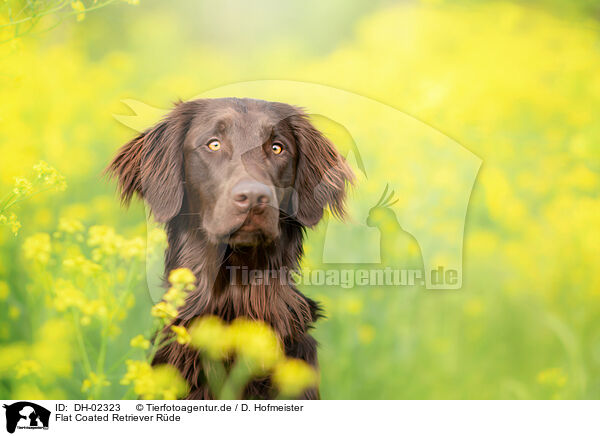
<box><xmin>106</xmin><ymin>104</ymin><xmax>191</xmax><ymax>222</ymax></box>
<box><xmin>291</xmin><ymin>112</ymin><xmax>355</xmax><ymax>227</ymax></box>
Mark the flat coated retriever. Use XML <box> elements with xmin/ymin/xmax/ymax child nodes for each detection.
<box><xmin>107</xmin><ymin>98</ymin><xmax>354</xmax><ymax>399</ymax></box>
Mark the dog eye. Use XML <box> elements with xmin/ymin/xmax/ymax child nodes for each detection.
<box><xmin>271</xmin><ymin>143</ymin><xmax>283</xmax><ymax>155</ymax></box>
<box><xmin>207</xmin><ymin>140</ymin><xmax>221</xmax><ymax>151</ymax></box>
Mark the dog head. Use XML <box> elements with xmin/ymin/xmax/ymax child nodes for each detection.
<box><xmin>107</xmin><ymin>98</ymin><xmax>354</xmax><ymax>247</ymax></box>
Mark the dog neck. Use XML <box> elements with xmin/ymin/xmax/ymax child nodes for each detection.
<box><xmin>162</xmin><ymin>213</ymin><xmax>319</xmax><ymax>339</ymax></box>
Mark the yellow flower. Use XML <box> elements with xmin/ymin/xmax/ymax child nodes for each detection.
<box><xmin>116</xmin><ymin>307</ymin><xmax>127</xmax><ymax>321</ymax></box>
<box><xmin>81</xmin><ymin>299</ymin><xmax>107</xmax><ymax>318</ymax></box>
<box><xmin>81</xmin><ymin>372</ymin><xmax>110</xmax><ymax>392</ymax></box>
<box><xmin>81</xmin><ymin>379</ymin><xmax>91</xmax><ymax>392</ymax></box>
<box><xmin>229</xmin><ymin>318</ymin><xmax>284</xmax><ymax>371</ymax></box>
<box><xmin>148</xmin><ymin>228</ymin><xmax>167</xmax><ymax>252</ymax></box>
<box><xmin>58</xmin><ymin>217</ymin><xmax>84</xmax><ymax>234</ymax></box>
<box><xmin>185</xmin><ymin>317</ymin><xmax>284</xmax><ymax>373</ymax></box>
<box><xmin>1</xmin><ymin>213</ymin><xmax>22</xmax><ymax>235</ymax></box>
<box><xmin>53</xmin><ymin>279</ymin><xmax>86</xmax><ymax>312</ymax></box>
<box><xmin>116</xmin><ymin>268</ymin><xmax>127</xmax><ymax>283</ymax></box>
<box><xmin>125</xmin><ymin>294</ymin><xmax>136</xmax><ymax>308</ymax></box>
<box><xmin>31</xmin><ymin>319</ymin><xmax>74</xmax><ymax>377</ymax></box>
<box><xmin>121</xmin><ymin>237</ymin><xmax>145</xmax><ymax>260</ymax></box>
<box><xmin>23</xmin><ymin>233</ymin><xmax>51</xmax><ymax>264</ymax></box>
<box><xmin>52</xmin><ymin>280</ymin><xmax>106</xmax><ymax>320</ymax></box>
<box><xmin>130</xmin><ymin>334</ymin><xmax>151</xmax><ymax>350</ymax></box>
<box><xmin>273</xmin><ymin>358</ymin><xmax>318</xmax><ymax>397</ymax></box>
<box><xmin>8</xmin><ymin>214</ymin><xmax>21</xmax><ymax>235</ymax></box>
<box><xmin>15</xmin><ymin>360</ymin><xmax>41</xmax><ymax>379</ymax></box>
<box><xmin>168</xmin><ymin>268</ymin><xmax>196</xmax><ymax>289</ymax></box>
<box><xmin>71</xmin><ymin>1</ymin><xmax>86</xmax><ymax>21</ymax></box>
<box><xmin>189</xmin><ymin>316</ymin><xmax>232</xmax><ymax>360</ymax></box>
<box><xmin>343</xmin><ymin>297</ymin><xmax>363</xmax><ymax>315</ymax></box>
<box><xmin>33</xmin><ymin>161</ymin><xmax>67</xmax><ymax>191</ymax></box>
<box><xmin>358</xmin><ymin>324</ymin><xmax>375</xmax><ymax>344</ymax></box>
<box><xmin>0</xmin><ymin>281</ymin><xmax>9</xmax><ymax>300</ymax></box>
<box><xmin>88</xmin><ymin>226</ymin><xmax>125</xmax><ymax>261</ymax></box>
<box><xmin>121</xmin><ymin>360</ymin><xmax>152</xmax><ymax>386</ymax></box>
<box><xmin>151</xmin><ymin>301</ymin><xmax>177</xmax><ymax>320</ymax></box>
<box><xmin>0</xmin><ymin>344</ymin><xmax>28</xmax><ymax>374</ymax></box>
<box><xmin>163</xmin><ymin>286</ymin><xmax>188</xmax><ymax>309</ymax></box>
<box><xmin>121</xmin><ymin>360</ymin><xmax>187</xmax><ymax>400</ymax></box>
<box><xmin>107</xmin><ymin>324</ymin><xmax>122</xmax><ymax>337</ymax></box>
<box><xmin>145</xmin><ymin>365</ymin><xmax>188</xmax><ymax>400</ymax></box>
<box><xmin>13</xmin><ymin>177</ymin><xmax>33</xmax><ymax>196</ymax></box>
<box><xmin>170</xmin><ymin>325</ymin><xmax>191</xmax><ymax>345</ymax></box>
<box><xmin>464</xmin><ymin>299</ymin><xmax>485</xmax><ymax>317</ymax></box>
<box><xmin>537</xmin><ymin>368</ymin><xmax>567</xmax><ymax>388</ymax></box>
<box><xmin>63</xmin><ymin>255</ymin><xmax>102</xmax><ymax>276</ymax></box>
<box><xmin>8</xmin><ymin>306</ymin><xmax>20</xmax><ymax>319</ymax></box>
<box><xmin>88</xmin><ymin>225</ymin><xmax>114</xmax><ymax>245</ymax></box>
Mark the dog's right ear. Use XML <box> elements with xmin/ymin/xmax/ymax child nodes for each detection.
<box><xmin>106</xmin><ymin>107</ymin><xmax>190</xmax><ymax>222</ymax></box>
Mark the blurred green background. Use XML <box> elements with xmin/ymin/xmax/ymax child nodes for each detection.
<box><xmin>1</xmin><ymin>0</ymin><xmax>599</xmax><ymax>399</ymax></box>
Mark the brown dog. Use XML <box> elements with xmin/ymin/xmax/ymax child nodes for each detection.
<box><xmin>107</xmin><ymin>98</ymin><xmax>353</xmax><ymax>399</ymax></box>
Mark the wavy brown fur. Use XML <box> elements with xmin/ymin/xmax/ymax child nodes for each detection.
<box><xmin>153</xmin><ymin>210</ymin><xmax>322</xmax><ymax>399</ymax></box>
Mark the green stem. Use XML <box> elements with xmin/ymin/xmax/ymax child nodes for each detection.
<box><xmin>3</xmin><ymin>186</ymin><xmax>59</xmax><ymax>211</ymax></box>
<box><xmin>148</xmin><ymin>328</ymin><xmax>164</xmax><ymax>363</ymax></box>
<box><xmin>107</xmin><ymin>348</ymin><xmax>135</xmax><ymax>374</ymax></box>
<box><xmin>92</xmin><ymin>320</ymin><xmax>108</xmax><ymax>399</ymax></box>
<box><xmin>121</xmin><ymin>386</ymin><xmax>135</xmax><ymax>400</ymax></box>
<box><xmin>218</xmin><ymin>359</ymin><xmax>254</xmax><ymax>400</ymax></box>
<box><xmin>0</xmin><ymin>191</ymin><xmax>17</xmax><ymax>213</ymax></box>
<box><xmin>0</xmin><ymin>1</ymin><xmax>72</xmax><ymax>29</ymax></box>
<box><xmin>71</xmin><ymin>310</ymin><xmax>92</xmax><ymax>375</ymax></box>
<box><xmin>201</xmin><ymin>356</ymin><xmax>227</xmax><ymax>398</ymax></box>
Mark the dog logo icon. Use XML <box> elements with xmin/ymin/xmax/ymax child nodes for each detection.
<box><xmin>2</xmin><ymin>402</ymin><xmax>50</xmax><ymax>433</ymax></box>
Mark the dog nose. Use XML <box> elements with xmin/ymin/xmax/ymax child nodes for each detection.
<box><xmin>231</xmin><ymin>180</ymin><xmax>273</xmax><ymax>212</ymax></box>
